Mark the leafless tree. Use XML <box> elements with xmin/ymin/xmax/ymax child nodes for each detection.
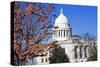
<box><xmin>12</xmin><ymin>2</ymin><xmax>57</xmax><ymax>65</ymax></box>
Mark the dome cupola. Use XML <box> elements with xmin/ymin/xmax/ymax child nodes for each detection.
<box><xmin>54</xmin><ymin>8</ymin><xmax>70</xmax><ymax>29</ymax></box>
<box><xmin>55</xmin><ymin>8</ymin><xmax>68</xmax><ymax>24</ymax></box>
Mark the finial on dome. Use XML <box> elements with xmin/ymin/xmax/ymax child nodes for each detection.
<box><xmin>60</xmin><ymin>8</ymin><xmax>63</xmax><ymax>14</ymax></box>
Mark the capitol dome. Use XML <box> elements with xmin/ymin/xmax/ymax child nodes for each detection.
<box><xmin>53</xmin><ymin>8</ymin><xmax>72</xmax><ymax>41</ymax></box>
<box><xmin>54</xmin><ymin>8</ymin><xmax>70</xmax><ymax>29</ymax></box>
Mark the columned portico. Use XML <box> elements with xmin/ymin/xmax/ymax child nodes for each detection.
<box><xmin>73</xmin><ymin>45</ymin><xmax>89</xmax><ymax>62</ymax></box>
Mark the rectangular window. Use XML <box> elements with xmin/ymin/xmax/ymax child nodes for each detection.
<box><xmin>84</xmin><ymin>46</ymin><xmax>88</xmax><ymax>58</ymax></box>
<box><xmin>75</xmin><ymin>46</ymin><xmax>78</xmax><ymax>59</ymax></box>
<box><xmin>41</xmin><ymin>58</ymin><xmax>44</xmax><ymax>63</ymax></box>
<box><xmin>80</xmin><ymin>46</ymin><xmax>82</xmax><ymax>58</ymax></box>
<box><xmin>45</xmin><ymin>58</ymin><xmax>48</xmax><ymax>62</ymax></box>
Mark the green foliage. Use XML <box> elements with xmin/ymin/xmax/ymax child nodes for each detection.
<box><xmin>87</xmin><ymin>46</ymin><xmax>97</xmax><ymax>61</ymax></box>
<box><xmin>88</xmin><ymin>52</ymin><xmax>97</xmax><ymax>61</ymax></box>
<box><xmin>49</xmin><ymin>47</ymin><xmax>69</xmax><ymax>63</ymax></box>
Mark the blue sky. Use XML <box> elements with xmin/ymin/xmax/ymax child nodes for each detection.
<box><xmin>52</xmin><ymin>4</ymin><xmax>97</xmax><ymax>37</ymax></box>
<box><xmin>17</xmin><ymin>2</ymin><xmax>97</xmax><ymax>38</ymax></box>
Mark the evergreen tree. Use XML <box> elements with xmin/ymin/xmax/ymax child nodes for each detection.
<box><xmin>49</xmin><ymin>47</ymin><xmax>69</xmax><ymax>63</ymax></box>
<box><xmin>87</xmin><ymin>45</ymin><xmax>97</xmax><ymax>61</ymax></box>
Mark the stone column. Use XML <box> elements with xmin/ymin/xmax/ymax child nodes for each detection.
<box><xmin>86</xmin><ymin>46</ymin><xmax>89</xmax><ymax>58</ymax></box>
<box><xmin>82</xmin><ymin>46</ymin><xmax>85</xmax><ymax>59</ymax></box>
<box><xmin>59</xmin><ymin>30</ymin><xmax>60</xmax><ymax>38</ymax></box>
<box><xmin>56</xmin><ymin>30</ymin><xmax>57</xmax><ymax>38</ymax></box>
<box><xmin>77</xmin><ymin>46</ymin><xmax>80</xmax><ymax>59</ymax></box>
<box><xmin>57</xmin><ymin>30</ymin><xmax>59</xmax><ymax>38</ymax></box>
<box><xmin>60</xmin><ymin>30</ymin><xmax>61</xmax><ymax>38</ymax></box>
<box><xmin>53</xmin><ymin>30</ymin><xmax>55</xmax><ymax>38</ymax></box>
<box><xmin>55</xmin><ymin>30</ymin><xmax>56</xmax><ymax>38</ymax></box>
<box><xmin>84</xmin><ymin>46</ymin><xmax>88</xmax><ymax>58</ymax></box>
<box><xmin>56</xmin><ymin>30</ymin><xmax>58</xmax><ymax>38</ymax></box>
